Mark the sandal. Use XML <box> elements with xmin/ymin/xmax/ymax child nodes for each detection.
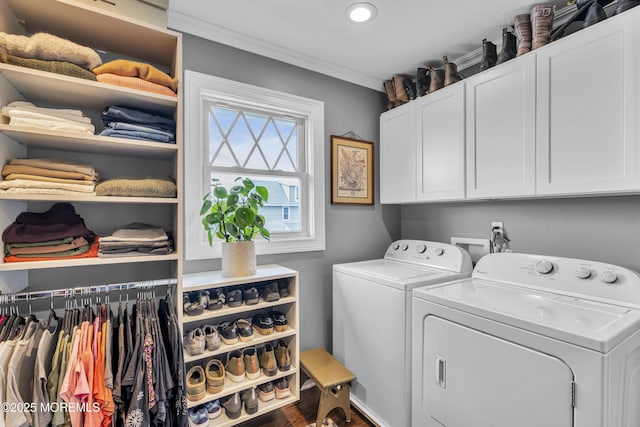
<box><xmin>186</xmin><ymin>365</ymin><xmax>206</xmax><ymax>401</ymax></box>
<box><xmin>183</xmin><ymin>294</ymin><xmax>203</xmax><ymax>317</ymax></box>
<box><xmin>205</xmin><ymin>358</ymin><xmax>225</xmax><ymax>394</ymax></box>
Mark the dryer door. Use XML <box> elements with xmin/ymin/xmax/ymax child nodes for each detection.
<box><xmin>421</xmin><ymin>316</ymin><xmax>574</xmax><ymax>427</ymax></box>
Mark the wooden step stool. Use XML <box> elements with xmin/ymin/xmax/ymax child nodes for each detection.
<box><xmin>300</xmin><ymin>348</ymin><xmax>356</xmax><ymax>426</ymax></box>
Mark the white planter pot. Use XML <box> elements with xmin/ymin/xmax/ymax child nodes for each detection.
<box><xmin>221</xmin><ymin>241</ymin><xmax>256</xmax><ymax>277</ymax></box>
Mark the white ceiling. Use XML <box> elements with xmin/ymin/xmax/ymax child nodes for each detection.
<box><xmin>168</xmin><ymin>0</ymin><xmax>570</xmax><ymax>91</ymax></box>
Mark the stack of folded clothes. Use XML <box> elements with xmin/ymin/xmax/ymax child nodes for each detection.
<box><xmin>99</xmin><ymin>223</ymin><xmax>173</xmax><ymax>258</ymax></box>
<box><xmin>95</xmin><ymin>177</ymin><xmax>176</xmax><ymax>198</ymax></box>
<box><xmin>0</xmin><ymin>32</ymin><xmax>102</xmax><ymax>80</ymax></box>
<box><xmin>99</xmin><ymin>105</ymin><xmax>176</xmax><ymax>143</ymax></box>
<box><xmin>0</xmin><ymin>157</ymin><xmax>98</xmax><ymax>196</ymax></box>
<box><xmin>2</xmin><ymin>202</ymin><xmax>98</xmax><ymax>262</ymax></box>
<box><xmin>1</xmin><ymin>101</ymin><xmax>95</xmax><ymax>134</ymax></box>
<box><xmin>92</xmin><ymin>59</ymin><xmax>178</xmax><ymax>97</ymax></box>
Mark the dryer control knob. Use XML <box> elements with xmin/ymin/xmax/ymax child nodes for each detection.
<box><xmin>393</xmin><ymin>243</ymin><xmax>400</xmax><ymax>251</ymax></box>
<box><xmin>600</xmin><ymin>270</ymin><xmax>618</xmax><ymax>284</ymax></box>
<box><xmin>416</xmin><ymin>244</ymin><xmax>427</xmax><ymax>254</ymax></box>
<box><xmin>535</xmin><ymin>260</ymin><xmax>554</xmax><ymax>274</ymax></box>
<box><xmin>575</xmin><ymin>267</ymin><xmax>591</xmax><ymax>279</ymax></box>
<box><xmin>401</xmin><ymin>243</ymin><xmax>409</xmax><ymax>251</ymax></box>
<box><xmin>435</xmin><ymin>248</ymin><xmax>445</xmax><ymax>256</ymax></box>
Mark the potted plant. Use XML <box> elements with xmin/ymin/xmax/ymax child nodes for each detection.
<box><xmin>200</xmin><ymin>177</ymin><xmax>270</xmax><ymax>277</ymax></box>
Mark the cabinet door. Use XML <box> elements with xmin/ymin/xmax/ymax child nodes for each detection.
<box><xmin>380</xmin><ymin>102</ymin><xmax>416</xmax><ymax>203</ymax></box>
<box><xmin>416</xmin><ymin>84</ymin><xmax>466</xmax><ymax>201</ymax></box>
<box><xmin>536</xmin><ymin>12</ymin><xmax>640</xmax><ymax>195</ymax></box>
<box><xmin>466</xmin><ymin>54</ymin><xmax>536</xmax><ymax>199</ymax></box>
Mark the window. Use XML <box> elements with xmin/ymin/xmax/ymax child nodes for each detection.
<box><xmin>184</xmin><ymin>71</ymin><xmax>325</xmax><ymax>260</ymax></box>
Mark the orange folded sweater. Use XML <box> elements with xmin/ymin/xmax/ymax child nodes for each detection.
<box><xmin>93</xmin><ymin>59</ymin><xmax>178</xmax><ymax>92</ymax></box>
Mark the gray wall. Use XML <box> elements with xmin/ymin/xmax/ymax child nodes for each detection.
<box><xmin>402</xmin><ymin>195</ymin><xmax>640</xmax><ymax>272</ymax></box>
<box><xmin>181</xmin><ymin>34</ymin><xmax>401</xmax><ymax>351</ymax></box>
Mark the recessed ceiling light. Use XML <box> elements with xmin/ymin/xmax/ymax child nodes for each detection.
<box><xmin>346</xmin><ymin>2</ymin><xmax>378</xmax><ymax>23</ymax></box>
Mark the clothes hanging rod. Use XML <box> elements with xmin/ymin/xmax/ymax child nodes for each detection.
<box><xmin>0</xmin><ymin>278</ymin><xmax>177</xmax><ymax>303</ymax></box>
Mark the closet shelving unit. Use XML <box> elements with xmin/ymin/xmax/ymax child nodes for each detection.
<box><xmin>182</xmin><ymin>265</ymin><xmax>300</xmax><ymax>426</ymax></box>
<box><xmin>0</xmin><ymin>0</ymin><xmax>183</xmax><ymax>292</ymax></box>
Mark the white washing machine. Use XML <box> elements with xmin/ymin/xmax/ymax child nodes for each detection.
<box><xmin>412</xmin><ymin>252</ymin><xmax>640</xmax><ymax>427</ymax></box>
<box><xmin>333</xmin><ymin>239</ymin><xmax>473</xmax><ymax>427</ymax></box>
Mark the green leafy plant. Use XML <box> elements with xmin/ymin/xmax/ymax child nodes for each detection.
<box><xmin>200</xmin><ymin>177</ymin><xmax>270</xmax><ymax>245</ymax></box>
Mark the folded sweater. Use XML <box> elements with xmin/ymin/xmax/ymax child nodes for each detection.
<box><xmin>9</xmin><ymin>158</ymin><xmax>97</xmax><ymax>178</ymax></box>
<box><xmin>0</xmin><ymin>49</ymin><xmax>97</xmax><ymax>81</ymax></box>
<box><xmin>93</xmin><ymin>59</ymin><xmax>178</xmax><ymax>92</ymax></box>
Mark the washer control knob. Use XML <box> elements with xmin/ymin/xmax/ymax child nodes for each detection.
<box><xmin>435</xmin><ymin>248</ymin><xmax>445</xmax><ymax>256</ymax></box>
<box><xmin>535</xmin><ymin>260</ymin><xmax>554</xmax><ymax>274</ymax></box>
<box><xmin>601</xmin><ymin>270</ymin><xmax>618</xmax><ymax>284</ymax></box>
<box><xmin>401</xmin><ymin>243</ymin><xmax>409</xmax><ymax>251</ymax></box>
<box><xmin>416</xmin><ymin>244</ymin><xmax>427</xmax><ymax>254</ymax></box>
<box><xmin>393</xmin><ymin>243</ymin><xmax>400</xmax><ymax>251</ymax></box>
<box><xmin>575</xmin><ymin>267</ymin><xmax>591</xmax><ymax>279</ymax></box>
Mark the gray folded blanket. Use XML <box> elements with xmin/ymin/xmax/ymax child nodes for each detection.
<box><xmin>95</xmin><ymin>178</ymin><xmax>176</xmax><ymax>198</ymax></box>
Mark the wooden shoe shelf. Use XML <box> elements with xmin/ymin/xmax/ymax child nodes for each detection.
<box><xmin>181</xmin><ymin>264</ymin><xmax>300</xmax><ymax>426</ymax></box>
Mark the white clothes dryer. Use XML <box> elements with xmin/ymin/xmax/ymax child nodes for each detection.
<box><xmin>412</xmin><ymin>252</ymin><xmax>640</xmax><ymax>427</ymax></box>
<box><xmin>333</xmin><ymin>240</ymin><xmax>472</xmax><ymax>427</ymax></box>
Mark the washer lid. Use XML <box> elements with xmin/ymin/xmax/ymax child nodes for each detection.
<box><xmin>414</xmin><ymin>278</ymin><xmax>640</xmax><ymax>353</ymax></box>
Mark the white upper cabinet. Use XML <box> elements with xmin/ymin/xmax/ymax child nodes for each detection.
<box><xmin>536</xmin><ymin>10</ymin><xmax>640</xmax><ymax>196</ymax></box>
<box><xmin>416</xmin><ymin>84</ymin><xmax>466</xmax><ymax>201</ymax></box>
<box><xmin>380</xmin><ymin>102</ymin><xmax>416</xmax><ymax>204</ymax></box>
<box><xmin>466</xmin><ymin>54</ymin><xmax>536</xmax><ymax>199</ymax></box>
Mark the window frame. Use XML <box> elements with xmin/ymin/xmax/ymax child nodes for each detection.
<box><xmin>184</xmin><ymin>70</ymin><xmax>326</xmax><ymax>260</ymax></box>
<box><xmin>282</xmin><ymin>206</ymin><xmax>291</xmax><ymax>223</ymax></box>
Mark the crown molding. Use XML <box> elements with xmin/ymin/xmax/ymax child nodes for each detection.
<box><xmin>168</xmin><ymin>9</ymin><xmax>383</xmax><ymax>92</ymax></box>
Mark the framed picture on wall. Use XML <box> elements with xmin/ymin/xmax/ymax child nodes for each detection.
<box><xmin>331</xmin><ymin>135</ymin><xmax>374</xmax><ymax>205</ymax></box>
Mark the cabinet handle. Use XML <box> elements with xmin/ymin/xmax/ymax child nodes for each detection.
<box><xmin>435</xmin><ymin>355</ymin><xmax>446</xmax><ymax>389</ymax></box>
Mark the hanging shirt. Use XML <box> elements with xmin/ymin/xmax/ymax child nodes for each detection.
<box><xmin>5</xmin><ymin>321</ymin><xmax>39</xmax><ymax>427</ymax></box>
<box><xmin>32</xmin><ymin>327</ymin><xmax>56</xmax><ymax>427</ymax></box>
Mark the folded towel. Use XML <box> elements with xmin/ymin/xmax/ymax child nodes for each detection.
<box><xmin>9</xmin><ymin>158</ymin><xmax>97</xmax><ymax>178</ymax></box>
<box><xmin>2</xmin><ymin>164</ymin><xmax>95</xmax><ymax>181</ymax></box>
<box><xmin>2</xmin><ymin>104</ymin><xmax>92</xmax><ymax>124</ymax></box>
<box><xmin>95</xmin><ymin>178</ymin><xmax>176</xmax><ymax>198</ymax></box>
<box><xmin>8</xmin><ymin>116</ymin><xmax>95</xmax><ymax>134</ymax></box>
<box><xmin>93</xmin><ymin>59</ymin><xmax>178</xmax><ymax>92</ymax></box>
<box><xmin>0</xmin><ymin>187</ymin><xmax>96</xmax><ymax>197</ymax></box>
<box><xmin>5</xmin><ymin>101</ymin><xmax>85</xmax><ymax>117</ymax></box>
<box><xmin>96</xmin><ymin>73</ymin><xmax>177</xmax><ymax>97</ymax></box>
<box><xmin>4</xmin><ymin>173</ymin><xmax>95</xmax><ymax>186</ymax></box>
<box><xmin>0</xmin><ymin>178</ymin><xmax>96</xmax><ymax>193</ymax></box>
<box><xmin>0</xmin><ymin>32</ymin><xmax>102</xmax><ymax>70</ymax></box>
<box><xmin>100</xmin><ymin>223</ymin><xmax>168</xmax><ymax>242</ymax></box>
<box><xmin>0</xmin><ymin>49</ymin><xmax>97</xmax><ymax>81</ymax></box>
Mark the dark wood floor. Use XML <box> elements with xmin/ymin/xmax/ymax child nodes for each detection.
<box><xmin>237</xmin><ymin>386</ymin><xmax>377</xmax><ymax>427</ymax></box>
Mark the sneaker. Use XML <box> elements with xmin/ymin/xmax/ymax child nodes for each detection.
<box><xmin>274</xmin><ymin>377</ymin><xmax>291</xmax><ymax>399</ymax></box>
<box><xmin>186</xmin><ymin>365</ymin><xmax>206</xmax><ymax>402</ymax></box>
<box><xmin>184</xmin><ymin>327</ymin><xmax>206</xmax><ymax>356</ymax></box>
<box><xmin>222</xmin><ymin>393</ymin><xmax>242</xmax><ymax>419</ymax></box>
<box><xmin>205</xmin><ymin>289</ymin><xmax>223</xmax><ymax>311</ymax></box>
<box><xmin>183</xmin><ymin>293</ymin><xmax>203</xmax><ymax>317</ymax></box>
<box><xmin>278</xmin><ymin>281</ymin><xmax>290</xmax><ymax>298</ymax></box>
<box><xmin>259</xmin><ymin>281</ymin><xmax>280</xmax><ymax>302</ymax></box>
<box><xmin>257</xmin><ymin>382</ymin><xmax>275</xmax><ymax>402</ymax></box>
<box><xmin>243</xmin><ymin>286</ymin><xmax>259</xmax><ymax>305</ymax></box>
<box><xmin>225</xmin><ymin>350</ymin><xmax>245</xmax><ymax>383</ymax></box>
<box><xmin>269</xmin><ymin>311</ymin><xmax>288</xmax><ymax>332</ymax></box>
<box><xmin>243</xmin><ymin>347</ymin><xmax>260</xmax><ymax>380</ymax></box>
<box><xmin>202</xmin><ymin>324</ymin><xmax>221</xmax><ymax>351</ymax></box>
<box><xmin>252</xmin><ymin>313</ymin><xmax>274</xmax><ymax>335</ymax></box>
<box><xmin>203</xmin><ymin>399</ymin><xmax>221</xmax><ymax>420</ymax></box>
<box><xmin>274</xmin><ymin>340</ymin><xmax>291</xmax><ymax>372</ymax></box>
<box><xmin>241</xmin><ymin>387</ymin><xmax>259</xmax><ymax>415</ymax></box>
<box><xmin>257</xmin><ymin>343</ymin><xmax>277</xmax><ymax>377</ymax></box>
<box><xmin>187</xmin><ymin>406</ymin><xmax>208</xmax><ymax>426</ymax></box>
<box><xmin>205</xmin><ymin>358</ymin><xmax>225</xmax><ymax>394</ymax></box>
<box><xmin>217</xmin><ymin>321</ymin><xmax>239</xmax><ymax>345</ymax></box>
<box><xmin>236</xmin><ymin>318</ymin><xmax>254</xmax><ymax>342</ymax></box>
<box><xmin>226</xmin><ymin>287</ymin><xmax>243</xmax><ymax>307</ymax></box>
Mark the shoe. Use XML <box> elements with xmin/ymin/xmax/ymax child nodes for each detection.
<box><xmin>269</xmin><ymin>311</ymin><xmax>288</xmax><ymax>332</ymax></box>
<box><xmin>496</xmin><ymin>27</ymin><xmax>517</xmax><ymax>65</ymax></box>
<box><xmin>187</xmin><ymin>406</ymin><xmax>209</xmax><ymax>426</ymax></box>
<box><xmin>222</xmin><ymin>393</ymin><xmax>242</xmax><ymax>419</ymax></box>
<box><xmin>184</xmin><ymin>327</ymin><xmax>206</xmax><ymax>356</ymax></box>
<box><xmin>416</xmin><ymin>67</ymin><xmax>430</xmax><ymax>97</ymax></box>
<box><xmin>205</xmin><ymin>289</ymin><xmax>224</xmax><ymax>311</ymax></box>
<box><xmin>243</xmin><ymin>347</ymin><xmax>260</xmax><ymax>380</ymax></box>
<box><xmin>217</xmin><ymin>321</ymin><xmax>239</xmax><ymax>345</ymax></box>
<box><xmin>225</xmin><ymin>350</ymin><xmax>245</xmax><ymax>383</ymax></box>
<box><xmin>252</xmin><ymin>313</ymin><xmax>274</xmax><ymax>335</ymax></box>
<box><xmin>274</xmin><ymin>340</ymin><xmax>291</xmax><ymax>371</ymax></box>
<box><xmin>202</xmin><ymin>324</ymin><xmax>221</xmax><ymax>351</ymax></box>
<box><xmin>513</xmin><ymin>13</ymin><xmax>532</xmax><ymax>56</ymax></box>
<box><xmin>203</xmin><ymin>400</ymin><xmax>221</xmax><ymax>420</ymax></box>
<box><xmin>205</xmin><ymin>358</ymin><xmax>225</xmax><ymax>394</ymax></box>
<box><xmin>257</xmin><ymin>343</ymin><xmax>278</xmax><ymax>377</ymax></box>
<box><xmin>615</xmin><ymin>0</ymin><xmax>640</xmax><ymax>14</ymax></box>
<box><xmin>274</xmin><ymin>377</ymin><xmax>291</xmax><ymax>399</ymax></box>
<box><xmin>428</xmin><ymin>66</ymin><xmax>444</xmax><ymax>93</ymax></box>
<box><xmin>241</xmin><ymin>387</ymin><xmax>259</xmax><ymax>415</ymax></box>
<box><xmin>583</xmin><ymin>0</ymin><xmax>607</xmax><ymax>27</ymax></box>
<box><xmin>480</xmin><ymin>38</ymin><xmax>497</xmax><ymax>71</ymax></box>
<box><xmin>259</xmin><ymin>282</ymin><xmax>280</xmax><ymax>302</ymax></box>
<box><xmin>402</xmin><ymin>77</ymin><xmax>417</xmax><ymax>101</ymax></box>
<box><xmin>278</xmin><ymin>281</ymin><xmax>290</xmax><ymax>298</ymax></box>
<box><xmin>443</xmin><ymin>56</ymin><xmax>463</xmax><ymax>86</ymax></box>
<box><xmin>186</xmin><ymin>365</ymin><xmax>206</xmax><ymax>402</ymax></box>
<box><xmin>226</xmin><ymin>287</ymin><xmax>243</xmax><ymax>307</ymax></box>
<box><xmin>393</xmin><ymin>74</ymin><xmax>411</xmax><ymax>104</ymax></box>
<box><xmin>383</xmin><ymin>80</ymin><xmax>397</xmax><ymax>110</ymax></box>
<box><xmin>257</xmin><ymin>382</ymin><xmax>276</xmax><ymax>402</ymax></box>
<box><xmin>531</xmin><ymin>4</ymin><xmax>554</xmax><ymax>50</ymax></box>
<box><xmin>243</xmin><ymin>286</ymin><xmax>259</xmax><ymax>305</ymax></box>
<box><xmin>198</xmin><ymin>291</ymin><xmax>210</xmax><ymax>310</ymax></box>
<box><xmin>183</xmin><ymin>294</ymin><xmax>203</xmax><ymax>317</ymax></box>
<box><xmin>236</xmin><ymin>318</ymin><xmax>254</xmax><ymax>342</ymax></box>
